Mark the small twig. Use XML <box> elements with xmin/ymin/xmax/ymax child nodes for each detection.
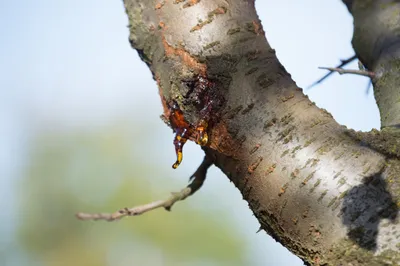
<box><xmin>76</xmin><ymin>156</ymin><xmax>213</xmax><ymax>221</ymax></box>
<box><xmin>307</xmin><ymin>55</ymin><xmax>357</xmax><ymax>89</ymax></box>
<box><xmin>317</xmin><ymin>67</ymin><xmax>375</xmax><ymax>78</ymax></box>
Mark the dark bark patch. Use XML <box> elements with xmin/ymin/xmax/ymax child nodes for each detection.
<box><xmin>340</xmin><ymin>171</ymin><xmax>398</xmax><ymax>251</ymax></box>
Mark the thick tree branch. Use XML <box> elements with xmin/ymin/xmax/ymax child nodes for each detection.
<box><xmin>76</xmin><ymin>156</ymin><xmax>212</xmax><ymax>221</ymax></box>
<box><xmin>120</xmin><ymin>0</ymin><xmax>400</xmax><ymax>264</ymax></box>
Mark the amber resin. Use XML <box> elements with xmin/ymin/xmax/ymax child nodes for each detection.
<box><xmin>168</xmin><ymin>101</ymin><xmax>209</xmax><ymax>169</ymax></box>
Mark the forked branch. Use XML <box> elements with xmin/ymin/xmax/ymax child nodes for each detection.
<box><xmin>76</xmin><ymin>156</ymin><xmax>213</xmax><ymax>221</ymax></box>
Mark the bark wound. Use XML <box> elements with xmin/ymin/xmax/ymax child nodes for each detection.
<box><xmin>163</xmin><ymin>75</ymin><xmax>224</xmax><ymax>168</ymax></box>
<box><xmin>158</xmin><ymin>24</ymin><xmax>227</xmax><ymax>168</ymax></box>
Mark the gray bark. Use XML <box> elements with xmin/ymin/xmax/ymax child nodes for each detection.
<box><xmin>123</xmin><ymin>0</ymin><xmax>400</xmax><ymax>265</ymax></box>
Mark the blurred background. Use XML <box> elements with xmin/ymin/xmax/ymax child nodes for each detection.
<box><xmin>0</xmin><ymin>1</ymin><xmax>380</xmax><ymax>266</ymax></box>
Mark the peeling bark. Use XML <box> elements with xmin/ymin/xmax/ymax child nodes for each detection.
<box><xmin>123</xmin><ymin>0</ymin><xmax>400</xmax><ymax>265</ymax></box>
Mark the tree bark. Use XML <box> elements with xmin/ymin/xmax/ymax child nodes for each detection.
<box><xmin>344</xmin><ymin>0</ymin><xmax>400</xmax><ymax>130</ymax></box>
<box><xmin>123</xmin><ymin>0</ymin><xmax>400</xmax><ymax>265</ymax></box>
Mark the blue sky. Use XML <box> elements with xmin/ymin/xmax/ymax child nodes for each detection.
<box><xmin>0</xmin><ymin>1</ymin><xmax>380</xmax><ymax>265</ymax></box>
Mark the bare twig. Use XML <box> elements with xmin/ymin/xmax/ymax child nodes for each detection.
<box><xmin>317</xmin><ymin>67</ymin><xmax>375</xmax><ymax>78</ymax></box>
<box><xmin>76</xmin><ymin>156</ymin><xmax>213</xmax><ymax>221</ymax></box>
<box><xmin>307</xmin><ymin>55</ymin><xmax>357</xmax><ymax>89</ymax></box>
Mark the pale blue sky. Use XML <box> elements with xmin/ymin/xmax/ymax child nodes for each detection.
<box><xmin>0</xmin><ymin>1</ymin><xmax>379</xmax><ymax>265</ymax></box>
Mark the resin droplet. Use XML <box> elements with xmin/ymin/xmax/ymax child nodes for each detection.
<box><xmin>168</xmin><ymin>101</ymin><xmax>191</xmax><ymax>169</ymax></box>
<box><xmin>195</xmin><ymin>119</ymin><xmax>208</xmax><ymax>146</ymax></box>
<box><xmin>172</xmin><ymin>128</ymin><xmax>188</xmax><ymax>169</ymax></box>
<box><xmin>167</xmin><ymin>100</ymin><xmax>210</xmax><ymax>169</ymax></box>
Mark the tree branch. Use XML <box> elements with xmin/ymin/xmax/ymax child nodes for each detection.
<box><xmin>76</xmin><ymin>156</ymin><xmax>213</xmax><ymax>221</ymax></box>
<box><xmin>318</xmin><ymin>66</ymin><xmax>375</xmax><ymax>78</ymax></box>
<box><xmin>344</xmin><ymin>0</ymin><xmax>400</xmax><ymax>128</ymax></box>
<box><xmin>307</xmin><ymin>55</ymin><xmax>357</xmax><ymax>88</ymax></box>
<box><xmin>120</xmin><ymin>0</ymin><xmax>400</xmax><ymax>264</ymax></box>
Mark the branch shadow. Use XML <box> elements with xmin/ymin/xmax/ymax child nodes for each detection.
<box><xmin>340</xmin><ymin>170</ymin><xmax>398</xmax><ymax>251</ymax></box>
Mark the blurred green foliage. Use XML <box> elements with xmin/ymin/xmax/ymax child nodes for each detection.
<box><xmin>17</xmin><ymin>122</ymin><xmax>245</xmax><ymax>266</ymax></box>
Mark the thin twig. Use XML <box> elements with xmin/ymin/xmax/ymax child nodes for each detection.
<box><xmin>307</xmin><ymin>55</ymin><xmax>357</xmax><ymax>89</ymax></box>
<box><xmin>317</xmin><ymin>67</ymin><xmax>375</xmax><ymax>78</ymax></box>
<box><xmin>76</xmin><ymin>156</ymin><xmax>213</xmax><ymax>221</ymax></box>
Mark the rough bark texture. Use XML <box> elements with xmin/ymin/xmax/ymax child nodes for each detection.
<box><xmin>123</xmin><ymin>0</ymin><xmax>400</xmax><ymax>265</ymax></box>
